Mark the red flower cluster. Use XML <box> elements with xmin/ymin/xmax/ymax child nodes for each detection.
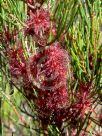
<box><xmin>7</xmin><ymin>46</ymin><xmax>37</xmax><ymax>100</ymax></box>
<box><xmin>73</xmin><ymin>83</ymin><xmax>91</xmax><ymax>118</ymax></box>
<box><xmin>5</xmin><ymin>28</ymin><xmax>92</xmax><ymax>127</ymax></box>
<box><xmin>3</xmin><ymin>6</ymin><xmax>94</xmax><ymax>130</ymax></box>
<box><xmin>31</xmin><ymin>9</ymin><xmax>50</xmax><ymax>35</ymax></box>
<box><xmin>2</xmin><ymin>1</ymin><xmax>101</xmax><ymax>134</ymax></box>
<box><xmin>53</xmin><ymin>83</ymin><xmax>92</xmax><ymax>126</ymax></box>
<box><xmin>28</xmin><ymin>42</ymin><xmax>69</xmax><ymax>114</ymax></box>
<box><xmin>7</xmin><ymin>47</ymin><xmax>26</xmax><ymax>78</ymax></box>
<box><xmin>25</xmin><ymin>8</ymin><xmax>56</xmax><ymax>46</ymax></box>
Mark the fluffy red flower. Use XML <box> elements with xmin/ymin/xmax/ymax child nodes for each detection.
<box><xmin>26</xmin><ymin>9</ymin><xmax>50</xmax><ymax>35</ymax></box>
<box><xmin>54</xmin><ymin>83</ymin><xmax>92</xmax><ymax>126</ymax></box>
<box><xmin>73</xmin><ymin>83</ymin><xmax>92</xmax><ymax>118</ymax></box>
<box><xmin>28</xmin><ymin>42</ymin><xmax>69</xmax><ymax>114</ymax></box>
<box><xmin>7</xmin><ymin>46</ymin><xmax>37</xmax><ymax>99</ymax></box>
<box><xmin>7</xmin><ymin>47</ymin><xmax>26</xmax><ymax>78</ymax></box>
<box><xmin>33</xmin><ymin>9</ymin><xmax>50</xmax><ymax>35</ymax></box>
<box><xmin>25</xmin><ymin>8</ymin><xmax>56</xmax><ymax>46</ymax></box>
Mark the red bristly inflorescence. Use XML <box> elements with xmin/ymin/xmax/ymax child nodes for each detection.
<box><xmin>7</xmin><ymin>47</ymin><xmax>26</xmax><ymax>78</ymax></box>
<box><xmin>52</xmin><ymin>83</ymin><xmax>92</xmax><ymax>126</ymax></box>
<box><xmin>28</xmin><ymin>42</ymin><xmax>69</xmax><ymax>114</ymax></box>
<box><xmin>73</xmin><ymin>83</ymin><xmax>92</xmax><ymax>118</ymax></box>
<box><xmin>25</xmin><ymin>8</ymin><xmax>56</xmax><ymax>46</ymax></box>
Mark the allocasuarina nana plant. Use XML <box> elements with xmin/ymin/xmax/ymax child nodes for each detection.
<box><xmin>0</xmin><ymin>0</ymin><xmax>102</xmax><ymax>136</ymax></box>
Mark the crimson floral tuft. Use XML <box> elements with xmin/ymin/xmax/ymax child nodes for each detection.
<box><xmin>28</xmin><ymin>42</ymin><xmax>69</xmax><ymax>114</ymax></box>
<box><xmin>7</xmin><ymin>47</ymin><xmax>26</xmax><ymax>78</ymax></box>
<box><xmin>25</xmin><ymin>8</ymin><xmax>56</xmax><ymax>46</ymax></box>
